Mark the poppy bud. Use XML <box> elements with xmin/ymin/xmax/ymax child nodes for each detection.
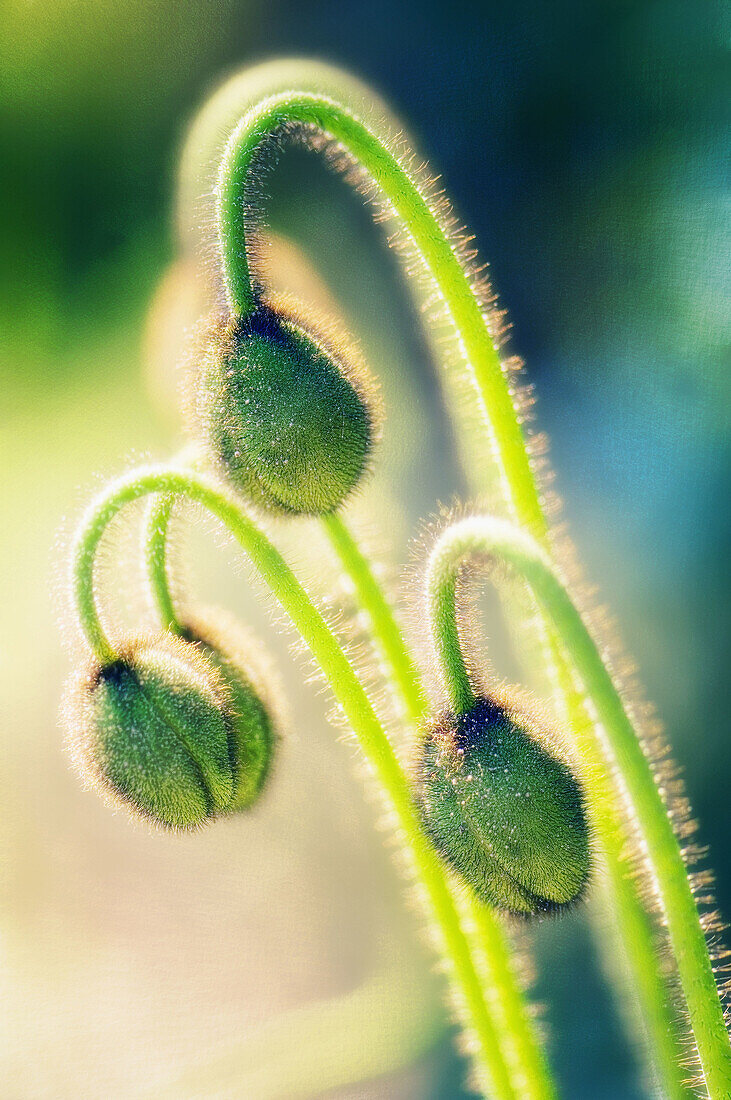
<box><xmin>65</xmin><ymin>633</ymin><xmax>243</xmax><ymax>829</ymax></box>
<box><xmin>417</xmin><ymin>696</ymin><xmax>591</xmax><ymax>916</ymax></box>
<box><xmin>196</xmin><ymin>301</ymin><xmax>377</xmax><ymax>515</ymax></box>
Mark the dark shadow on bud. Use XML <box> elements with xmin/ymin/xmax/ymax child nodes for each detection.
<box><xmin>416</xmin><ymin>695</ymin><xmax>592</xmax><ymax>917</ymax></box>
<box><xmin>194</xmin><ymin>298</ymin><xmax>379</xmax><ymax>515</ymax></box>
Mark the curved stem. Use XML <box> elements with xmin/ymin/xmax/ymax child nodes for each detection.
<box><xmin>319</xmin><ymin>513</ymin><xmax>555</xmax><ymax>1099</ymax></box>
<box><xmin>428</xmin><ymin>520</ymin><xmax>689</xmax><ymax>1095</ymax></box>
<box><xmin>146</xmin><ymin>494</ymin><xmax>432</xmax><ymax>724</ymax></box>
<box><xmin>74</xmin><ymin>522</ymin><xmax>117</xmax><ymax>666</ymax></box>
<box><xmin>201</xmin><ymin>67</ymin><xmax>693</xmax><ymax>1093</ymax></box>
<box><xmin>322</xmin><ymin>508</ymin><xmax>686</xmax><ymax>1096</ymax></box>
<box><xmin>216</xmin><ymin>91</ymin><xmax>542</xmax><ymax>533</ymax></box>
<box><xmin>73</xmin><ymin>464</ymin><xmax>519</xmax><ymax>1100</ymax></box>
<box><xmin>140</xmin><ymin>487</ymin><xmax>552</xmax><ymax>1097</ymax></box>
<box><xmin>428</xmin><ymin>552</ymin><xmax>477</xmax><ymax>716</ymax></box>
<box><xmin>428</xmin><ymin>516</ymin><xmax>731</xmax><ymax>1098</ymax></box>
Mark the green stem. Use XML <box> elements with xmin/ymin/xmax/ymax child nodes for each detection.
<box><xmin>146</xmin><ymin>495</ymin><xmax>180</xmax><ymax>633</ymax></box>
<box><xmin>73</xmin><ymin>464</ymin><xmax>517</xmax><ymax>1100</ymax></box>
<box><xmin>428</xmin><ymin>520</ymin><xmax>688</xmax><ymax>1095</ymax></box>
<box><xmin>323</xmin><ymin>507</ymin><xmax>684</xmax><ymax>1098</ymax></box>
<box><xmin>216</xmin><ymin>90</ymin><xmax>542</xmax><ymax>533</ymax></box>
<box><xmin>428</xmin><ymin>552</ymin><xmax>477</xmax><ymax>716</ymax></box>
<box><xmin>141</xmin><ymin>487</ymin><xmax>552</xmax><ymax>1097</ymax></box>
<box><xmin>428</xmin><ymin>516</ymin><xmax>731</xmax><ymax>1098</ymax></box>
<box><xmin>463</xmin><ymin>894</ymin><xmax>552</xmax><ymax>1099</ymax></box>
<box><xmin>319</xmin><ymin>513</ymin><xmax>555</xmax><ymax>1099</ymax></box>
<box><xmin>319</xmin><ymin>513</ymin><xmax>429</xmax><ymax>725</ymax></box>
<box><xmin>200</xmin><ymin>66</ymin><xmax>691</xmax><ymax>1093</ymax></box>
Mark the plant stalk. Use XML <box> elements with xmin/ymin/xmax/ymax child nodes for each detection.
<box><xmin>144</xmin><ymin>489</ymin><xmax>556</xmax><ymax>1097</ymax></box>
<box><xmin>319</xmin><ymin>511</ymin><xmax>556</xmax><ymax>1099</ymax></box>
<box><xmin>74</xmin><ymin>465</ymin><xmax>522</xmax><ymax>1100</ymax></box>
<box><xmin>427</xmin><ymin>516</ymin><xmax>731</xmax><ymax>1097</ymax></box>
<box><xmin>211</xmin><ymin>78</ymin><xmax>705</xmax><ymax>1096</ymax></box>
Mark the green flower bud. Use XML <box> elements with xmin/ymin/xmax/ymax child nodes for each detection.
<box><xmin>179</xmin><ymin>611</ymin><xmax>277</xmax><ymax>813</ymax></box>
<box><xmin>196</xmin><ymin>301</ymin><xmax>377</xmax><ymax>515</ymax></box>
<box><xmin>417</xmin><ymin>696</ymin><xmax>591</xmax><ymax>916</ymax></box>
<box><xmin>65</xmin><ymin>633</ymin><xmax>257</xmax><ymax>829</ymax></box>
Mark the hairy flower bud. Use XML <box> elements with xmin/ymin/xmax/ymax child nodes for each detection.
<box><xmin>179</xmin><ymin>611</ymin><xmax>277</xmax><ymax>812</ymax></box>
<box><xmin>417</xmin><ymin>696</ymin><xmax>591</xmax><ymax>915</ymax></box>
<box><xmin>196</xmin><ymin>301</ymin><xmax>377</xmax><ymax>514</ymax></box>
<box><xmin>65</xmin><ymin>632</ymin><xmax>262</xmax><ymax>829</ymax></box>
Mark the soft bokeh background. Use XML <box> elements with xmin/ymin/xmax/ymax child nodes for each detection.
<box><xmin>1</xmin><ymin>1</ymin><xmax>728</xmax><ymax>1097</ymax></box>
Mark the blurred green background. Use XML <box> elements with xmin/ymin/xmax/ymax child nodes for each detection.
<box><xmin>1</xmin><ymin>1</ymin><xmax>728</xmax><ymax>1097</ymax></box>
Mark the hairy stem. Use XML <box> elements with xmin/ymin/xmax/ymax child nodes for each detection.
<box><xmin>319</xmin><ymin>512</ymin><xmax>428</xmax><ymax>724</ymax></box>
<box><xmin>323</xmin><ymin>510</ymin><xmax>685</xmax><ymax>1095</ymax></box>
<box><xmin>142</xmin><ymin>482</ymin><xmax>552</xmax><ymax>1097</ymax></box>
<box><xmin>74</xmin><ymin>464</ymin><xmax>522</xmax><ymax>1100</ymax></box>
<box><xmin>319</xmin><ymin>513</ymin><xmax>555</xmax><ymax>1098</ymax></box>
<box><xmin>428</xmin><ymin>516</ymin><xmax>731</xmax><ymax>1097</ymax></box>
<box><xmin>195</xmin><ymin>64</ymin><xmax>696</xmax><ymax>1092</ymax></box>
<box><xmin>216</xmin><ymin>90</ymin><xmax>541</xmax><ymax>532</ymax></box>
<box><xmin>146</xmin><ymin>495</ymin><xmax>180</xmax><ymax>634</ymax></box>
<box><xmin>427</xmin><ymin>525</ymin><xmax>689</xmax><ymax>1095</ymax></box>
